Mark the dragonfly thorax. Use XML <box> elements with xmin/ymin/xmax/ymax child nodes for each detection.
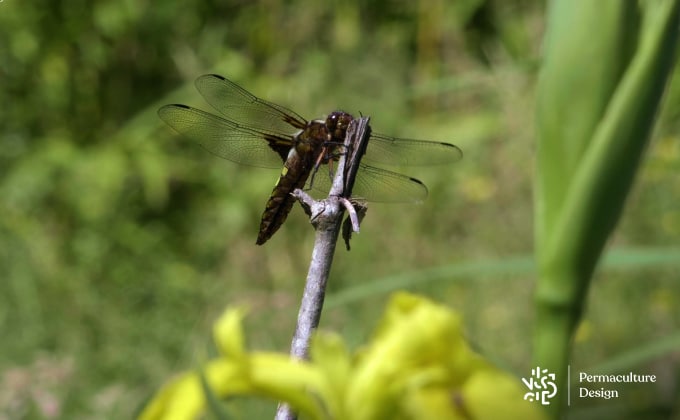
<box><xmin>295</xmin><ymin>120</ymin><xmax>331</xmax><ymax>156</ymax></box>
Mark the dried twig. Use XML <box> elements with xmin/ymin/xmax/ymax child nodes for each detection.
<box><xmin>274</xmin><ymin>116</ymin><xmax>371</xmax><ymax>420</ymax></box>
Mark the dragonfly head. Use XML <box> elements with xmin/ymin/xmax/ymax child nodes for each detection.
<box><xmin>325</xmin><ymin>111</ymin><xmax>354</xmax><ymax>143</ymax></box>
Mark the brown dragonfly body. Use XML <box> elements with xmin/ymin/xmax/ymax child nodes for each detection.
<box><xmin>158</xmin><ymin>75</ymin><xmax>461</xmax><ymax>244</ymax></box>
<box><xmin>257</xmin><ymin>113</ymin><xmax>352</xmax><ymax>244</ymax></box>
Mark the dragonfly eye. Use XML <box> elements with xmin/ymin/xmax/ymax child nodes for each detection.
<box><xmin>326</xmin><ymin>111</ymin><xmax>354</xmax><ymax>143</ymax></box>
<box><xmin>325</xmin><ymin>112</ymin><xmax>339</xmax><ymax>130</ymax></box>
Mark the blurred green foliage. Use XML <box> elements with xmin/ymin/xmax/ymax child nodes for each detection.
<box><xmin>1</xmin><ymin>0</ymin><xmax>679</xmax><ymax>418</ymax></box>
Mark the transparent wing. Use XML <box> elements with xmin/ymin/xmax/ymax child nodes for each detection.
<box><xmin>352</xmin><ymin>165</ymin><xmax>428</xmax><ymax>202</ymax></box>
<box><xmin>195</xmin><ymin>74</ymin><xmax>309</xmax><ymax>135</ymax></box>
<box><xmin>363</xmin><ymin>132</ymin><xmax>463</xmax><ymax>166</ymax></box>
<box><xmin>158</xmin><ymin>104</ymin><xmax>291</xmax><ymax>168</ymax></box>
<box><xmin>310</xmin><ymin>164</ymin><xmax>428</xmax><ymax>203</ymax></box>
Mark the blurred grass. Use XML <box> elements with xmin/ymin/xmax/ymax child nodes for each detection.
<box><xmin>326</xmin><ymin>247</ymin><xmax>680</xmax><ymax>308</ymax></box>
<box><xmin>1</xmin><ymin>0</ymin><xmax>679</xmax><ymax>418</ymax></box>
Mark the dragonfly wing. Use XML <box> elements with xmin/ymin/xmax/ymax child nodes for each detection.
<box><xmin>158</xmin><ymin>104</ymin><xmax>291</xmax><ymax>168</ymax></box>
<box><xmin>352</xmin><ymin>165</ymin><xmax>428</xmax><ymax>202</ymax></box>
<box><xmin>195</xmin><ymin>74</ymin><xmax>309</xmax><ymax>135</ymax></box>
<box><xmin>308</xmin><ymin>164</ymin><xmax>428</xmax><ymax>203</ymax></box>
<box><xmin>363</xmin><ymin>132</ymin><xmax>463</xmax><ymax>166</ymax></box>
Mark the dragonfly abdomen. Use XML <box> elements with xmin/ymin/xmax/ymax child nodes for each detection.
<box><xmin>256</xmin><ymin>150</ymin><xmax>315</xmax><ymax>245</ymax></box>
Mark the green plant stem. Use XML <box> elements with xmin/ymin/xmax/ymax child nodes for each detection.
<box><xmin>533</xmin><ymin>0</ymin><xmax>680</xmax><ymax>417</ymax></box>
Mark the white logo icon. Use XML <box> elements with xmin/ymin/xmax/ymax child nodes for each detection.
<box><xmin>522</xmin><ymin>366</ymin><xmax>558</xmax><ymax>405</ymax></box>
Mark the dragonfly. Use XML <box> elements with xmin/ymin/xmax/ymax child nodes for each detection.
<box><xmin>158</xmin><ymin>74</ymin><xmax>462</xmax><ymax>245</ymax></box>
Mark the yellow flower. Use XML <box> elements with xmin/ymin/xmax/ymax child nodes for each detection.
<box><xmin>139</xmin><ymin>293</ymin><xmax>547</xmax><ymax>420</ymax></box>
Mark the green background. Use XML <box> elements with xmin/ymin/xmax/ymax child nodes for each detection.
<box><xmin>1</xmin><ymin>0</ymin><xmax>679</xmax><ymax>418</ymax></box>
